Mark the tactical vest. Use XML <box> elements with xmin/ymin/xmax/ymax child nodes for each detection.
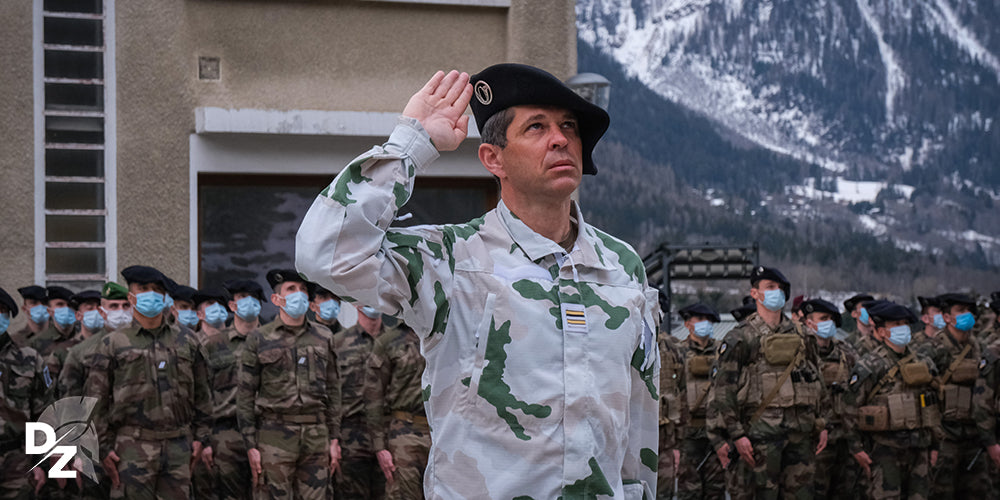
<box><xmin>685</xmin><ymin>348</ymin><xmax>715</xmax><ymax>421</ymax></box>
<box><xmin>858</xmin><ymin>352</ymin><xmax>938</xmax><ymax>432</ymax></box>
<box><xmin>938</xmin><ymin>343</ymin><xmax>979</xmax><ymax>422</ymax></box>
<box><xmin>820</xmin><ymin>345</ymin><xmax>849</xmax><ymax>418</ymax></box>
<box><xmin>736</xmin><ymin>317</ymin><xmax>822</xmax><ymax>413</ymax></box>
<box><xmin>659</xmin><ymin>338</ymin><xmax>682</xmax><ymax>426</ymax></box>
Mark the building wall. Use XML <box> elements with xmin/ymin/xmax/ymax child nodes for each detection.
<box><xmin>4</xmin><ymin>0</ymin><xmax>577</xmax><ymax>293</ymax></box>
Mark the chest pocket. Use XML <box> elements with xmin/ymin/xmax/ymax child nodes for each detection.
<box><xmin>259</xmin><ymin>348</ymin><xmax>293</xmax><ymax>392</ymax></box>
<box><xmin>208</xmin><ymin>351</ymin><xmax>237</xmax><ymax>391</ymax></box>
<box><xmin>306</xmin><ymin>345</ymin><xmax>331</xmax><ymax>395</ymax></box>
<box><xmin>949</xmin><ymin>358</ymin><xmax>979</xmax><ymax>385</ymax></box>
<box><xmin>822</xmin><ymin>360</ymin><xmax>847</xmax><ymax>386</ymax></box>
<box><xmin>900</xmin><ymin>363</ymin><xmax>932</xmax><ymax>386</ymax></box>
<box><xmin>113</xmin><ymin>350</ymin><xmax>149</xmax><ymax>406</ymax></box>
<box><xmin>2</xmin><ymin>362</ymin><xmax>36</xmax><ymax>409</ymax></box>
<box><xmin>762</xmin><ymin>334</ymin><xmax>802</xmax><ymax>366</ymax></box>
<box><xmin>688</xmin><ymin>355</ymin><xmax>713</xmax><ymax>377</ymax></box>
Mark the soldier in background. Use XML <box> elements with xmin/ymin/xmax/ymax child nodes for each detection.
<box><xmin>189</xmin><ymin>287</ymin><xmax>232</xmax><ymax>500</ymax></box>
<box><xmin>972</xmin><ymin>302</ymin><xmax>1000</xmax><ymax>492</ymax></box>
<box><xmin>236</xmin><ymin>269</ymin><xmax>340</xmax><ymax>500</ymax></box>
<box><xmin>225</xmin><ymin>279</ymin><xmax>265</xmax><ymax>335</ymax></box>
<box><xmin>333</xmin><ymin>304</ymin><xmax>389</xmax><ymax>499</ymax></box>
<box><xmin>843</xmin><ymin>294</ymin><xmax>875</xmax><ymax>351</ymax></box>
<box><xmin>31</xmin><ymin>286</ymin><xmax>81</xmax><ymax>391</ymax></box>
<box><xmin>0</xmin><ymin>285</ymin><xmax>50</xmax><ymax>499</ymax></box>
<box><xmin>170</xmin><ymin>285</ymin><xmax>201</xmax><ymax>331</ymax></box>
<box><xmin>196</xmin><ymin>287</ymin><xmax>232</xmax><ymax>338</ymax></box>
<box><xmin>657</xmin><ymin>309</ymin><xmax>684</xmax><ymax>500</ymax></box>
<box><xmin>310</xmin><ymin>285</ymin><xmax>344</xmax><ymax>334</ymax></box>
<box><xmin>979</xmin><ymin>292</ymin><xmax>1000</xmax><ymax>346</ymax></box>
<box><xmin>843</xmin><ymin>301</ymin><xmax>940</xmax><ymax>500</ymax></box>
<box><xmin>12</xmin><ymin>285</ymin><xmax>49</xmax><ymax>347</ymax></box>
<box><xmin>921</xmin><ymin>293</ymin><xmax>991</xmax><ymax>498</ymax></box>
<box><xmin>364</xmin><ymin>322</ymin><xmax>428</xmax><ymax>499</ymax></box>
<box><xmin>707</xmin><ymin>266</ymin><xmax>829</xmax><ymax>500</ymax></box>
<box><xmin>675</xmin><ymin>303</ymin><xmax>724</xmax><ymax>500</ymax></box>
<box><xmin>801</xmin><ymin>299</ymin><xmax>861</xmax><ymax>500</ymax></box>
<box><xmin>730</xmin><ymin>296</ymin><xmax>757</xmax><ymax>324</ymax></box>
<box><xmin>86</xmin><ymin>265</ymin><xmax>212</xmax><ymax>499</ymax></box>
<box><xmin>912</xmin><ymin>296</ymin><xmax>946</xmax><ymax>348</ymax></box>
<box><xmin>99</xmin><ymin>283</ymin><xmax>134</xmax><ymax>332</ymax></box>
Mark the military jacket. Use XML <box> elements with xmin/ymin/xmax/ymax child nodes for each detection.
<box><xmin>296</xmin><ymin>118</ymin><xmax>661</xmax><ymax>499</ymax></box>
<box><xmin>31</xmin><ymin>322</ymin><xmax>82</xmax><ymax>391</ymax></box>
<box><xmin>57</xmin><ymin>329</ymin><xmax>108</xmax><ymax>398</ymax></box>
<box><xmin>364</xmin><ymin>326</ymin><xmax>425</xmax><ymax>451</ymax></box>
<box><xmin>973</xmin><ymin>338</ymin><xmax>1000</xmax><ymax>447</ymax></box>
<box><xmin>816</xmin><ymin>338</ymin><xmax>858</xmax><ymax>441</ymax></box>
<box><xmin>707</xmin><ymin>312</ymin><xmax>829</xmax><ymax>442</ymax></box>
<box><xmin>203</xmin><ymin>326</ymin><xmax>250</xmax><ymax>422</ymax></box>
<box><xmin>919</xmin><ymin>330</ymin><xmax>984</xmax><ymax>440</ymax></box>
<box><xmin>677</xmin><ymin>336</ymin><xmax>714</xmax><ymax>439</ymax></box>
<box><xmin>843</xmin><ymin>343</ymin><xmax>941</xmax><ymax>455</ymax></box>
<box><xmin>658</xmin><ymin>334</ymin><xmax>684</xmax><ymax>448</ymax></box>
<box><xmin>86</xmin><ymin>321</ymin><xmax>212</xmax><ymax>453</ymax></box>
<box><xmin>910</xmin><ymin>327</ymin><xmax>940</xmax><ymax>348</ymax></box>
<box><xmin>236</xmin><ymin>318</ymin><xmax>340</xmax><ymax>450</ymax></box>
<box><xmin>855</xmin><ymin>334</ymin><xmax>881</xmax><ymax>356</ymax></box>
<box><xmin>0</xmin><ymin>333</ymin><xmax>49</xmax><ymax>445</ymax></box>
<box><xmin>333</xmin><ymin>324</ymin><xmax>381</xmax><ymax>420</ymax></box>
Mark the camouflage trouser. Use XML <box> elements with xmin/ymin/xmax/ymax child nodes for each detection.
<box><xmin>748</xmin><ymin>432</ymin><xmax>815</xmax><ymax>500</ymax></box>
<box><xmin>384</xmin><ymin>417</ymin><xmax>430</xmax><ymax>500</ymax></box>
<box><xmin>814</xmin><ymin>437</ymin><xmax>862</xmax><ymax>500</ymax></box>
<box><xmin>255</xmin><ymin>421</ymin><xmax>329</xmax><ymax>500</ymax></box>
<box><xmin>0</xmin><ymin>450</ymin><xmax>31</xmax><ymax>500</ymax></box>
<box><xmin>110</xmin><ymin>433</ymin><xmax>192</xmax><ymax>500</ymax></box>
<box><xmin>930</xmin><ymin>437</ymin><xmax>991</xmax><ymax>498</ymax></box>
<box><xmin>725</xmin><ymin>450</ymin><xmax>753</xmax><ymax>500</ymax></box>
<box><xmin>867</xmin><ymin>442</ymin><xmax>931</xmax><ymax>500</ymax></box>
<box><xmin>193</xmin><ymin>451</ymin><xmax>216</xmax><ymax>500</ymax></box>
<box><xmin>208</xmin><ymin>426</ymin><xmax>251</xmax><ymax>500</ymax></box>
<box><xmin>657</xmin><ymin>424</ymin><xmax>676</xmax><ymax>499</ymax></box>
<box><xmin>77</xmin><ymin>470</ymin><xmax>111</xmax><ymax>500</ymax></box>
<box><xmin>335</xmin><ymin>416</ymin><xmax>385</xmax><ymax>500</ymax></box>
<box><xmin>676</xmin><ymin>435</ymin><xmax>725</xmax><ymax>500</ymax></box>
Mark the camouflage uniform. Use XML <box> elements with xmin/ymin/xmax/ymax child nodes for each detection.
<box><xmin>0</xmin><ymin>333</ymin><xmax>49</xmax><ymax>500</ymax></box>
<box><xmin>296</xmin><ymin>117</ymin><xmax>661</xmax><ymax>498</ymax></box>
<box><xmin>910</xmin><ymin>327</ymin><xmax>942</xmax><ymax>349</ymax></box>
<box><xmin>843</xmin><ymin>343</ymin><xmax>941</xmax><ymax>500</ymax></box>
<box><xmin>202</xmin><ymin>325</ymin><xmax>253</xmax><ymax>499</ymax></box>
<box><xmin>30</xmin><ymin>321</ymin><xmax>82</xmax><ymax>396</ymax></box>
<box><xmin>973</xmin><ymin>338</ymin><xmax>1000</xmax><ymax>498</ymax></box>
<box><xmin>855</xmin><ymin>334</ymin><xmax>881</xmax><ymax>357</ymax></box>
<box><xmin>364</xmin><ymin>326</ymin><xmax>428</xmax><ymax>500</ymax></box>
<box><xmin>657</xmin><ymin>334</ymin><xmax>683</xmax><ymax>499</ymax></box>
<box><xmin>707</xmin><ymin>312</ymin><xmax>828</xmax><ymax>500</ymax></box>
<box><xmin>236</xmin><ymin>317</ymin><xmax>340</xmax><ymax>500</ymax></box>
<box><xmin>86</xmin><ymin>321</ymin><xmax>213</xmax><ymax>500</ymax></box>
<box><xmin>813</xmin><ymin>338</ymin><xmax>861</xmax><ymax>500</ymax></box>
<box><xmin>918</xmin><ymin>331</ymin><xmax>992</xmax><ymax>498</ymax></box>
<box><xmin>676</xmin><ymin>336</ymin><xmax>725</xmax><ymax>500</ymax></box>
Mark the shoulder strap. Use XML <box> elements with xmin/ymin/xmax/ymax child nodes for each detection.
<box><xmin>750</xmin><ymin>342</ymin><xmax>804</xmax><ymax>424</ymax></box>
<box><xmin>692</xmin><ymin>382</ymin><xmax>713</xmax><ymax>413</ymax></box>
<box><xmin>866</xmin><ymin>352</ymin><xmax>915</xmax><ymax>402</ymax></box>
<box><xmin>939</xmin><ymin>343</ymin><xmax>973</xmax><ymax>386</ymax></box>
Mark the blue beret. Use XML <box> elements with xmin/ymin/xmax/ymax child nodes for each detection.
<box><xmin>470</xmin><ymin>63</ymin><xmax>610</xmax><ymax>175</ymax></box>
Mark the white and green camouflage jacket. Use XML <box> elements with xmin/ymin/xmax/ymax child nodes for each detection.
<box><xmin>296</xmin><ymin>117</ymin><xmax>660</xmax><ymax>500</ymax></box>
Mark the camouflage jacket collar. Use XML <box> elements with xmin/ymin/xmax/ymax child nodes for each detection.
<box><xmin>496</xmin><ymin>200</ymin><xmax>611</xmax><ymax>270</ymax></box>
<box><xmin>226</xmin><ymin>325</ymin><xmax>250</xmax><ymax>342</ymax></box>
<box><xmin>746</xmin><ymin>311</ymin><xmax>793</xmax><ymax>337</ymax></box>
<box><xmin>684</xmin><ymin>335</ymin><xmax>715</xmax><ymax>354</ymax></box>
<box><xmin>263</xmin><ymin>317</ymin><xmax>309</xmax><ymax>338</ymax></box>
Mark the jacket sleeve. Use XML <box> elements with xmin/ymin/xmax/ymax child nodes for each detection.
<box><xmin>708</xmin><ymin>330</ymin><xmax>746</xmax><ymax>442</ymax></box>
<box><xmin>295</xmin><ymin>117</ymin><xmax>456</xmax><ymax>337</ymax></box>
<box><xmin>326</xmin><ymin>334</ymin><xmax>342</xmax><ymax>441</ymax></box>
<box><xmin>190</xmin><ymin>337</ymin><xmax>213</xmax><ymax>445</ymax></box>
<box><xmin>364</xmin><ymin>338</ymin><xmax>392</xmax><ymax>452</ymax></box>
<box><xmin>620</xmin><ymin>287</ymin><xmax>661</xmax><ymax>496</ymax></box>
<box><xmin>236</xmin><ymin>333</ymin><xmax>261</xmax><ymax>450</ymax></box>
<box><xmin>83</xmin><ymin>336</ymin><xmax>114</xmax><ymax>456</ymax></box>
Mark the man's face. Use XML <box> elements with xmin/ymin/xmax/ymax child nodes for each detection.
<box><xmin>271</xmin><ymin>282</ymin><xmax>308</xmax><ymax>309</ymax></box>
<box><xmin>921</xmin><ymin>305</ymin><xmax>942</xmax><ymax>324</ymax></box>
<box><xmin>229</xmin><ymin>292</ymin><xmax>252</xmax><ymax>312</ymax></box>
<box><xmin>805</xmin><ymin>311</ymin><xmax>832</xmax><ymax>333</ymax></box>
<box><xmin>75</xmin><ymin>301</ymin><xmax>98</xmax><ymax>321</ymax></box>
<box><xmin>850</xmin><ymin>303</ymin><xmax>864</xmax><ymax>320</ymax></box>
<box><xmin>876</xmin><ymin>319</ymin><xmax>908</xmax><ymax>342</ymax></box>
<box><xmin>22</xmin><ymin>298</ymin><xmax>43</xmax><ymax>315</ymax></box>
<box><xmin>684</xmin><ymin>315</ymin><xmax>709</xmax><ymax>336</ymax></box>
<box><xmin>101</xmin><ymin>299</ymin><xmax>130</xmax><ymax>314</ymax></box>
<box><xmin>47</xmin><ymin>298</ymin><xmax>69</xmax><ymax>315</ymax></box>
<box><xmin>944</xmin><ymin>304</ymin><xmax>971</xmax><ymax>326</ymax></box>
<box><xmin>172</xmin><ymin>299</ymin><xmax>194</xmax><ymax>320</ymax></box>
<box><xmin>490</xmin><ymin>105</ymin><xmax>583</xmax><ymax>199</ymax></box>
<box><xmin>750</xmin><ymin>279</ymin><xmax>780</xmax><ymax>304</ymax></box>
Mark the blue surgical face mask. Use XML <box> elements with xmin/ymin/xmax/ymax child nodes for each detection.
<box><xmin>134</xmin><ymin>291</ymin><xmax>166</xmax><ymax>318</ymax></box>
<box><xmin>82</xmin><ymin>309</ymin><xmax>104</xmax><ymax>331</ymax></box>
<box><xmin>236</xmin><ymin>296</ymin><xmax>261</xmax><ymax>321</ymax></box>
<box><xmin>30</xmin><ymin>304</ymin><xmax>50</xmax><ymax>324</ymax></box>
<box><xmin>53</xmin><ymin>306</ymin><xmax>77</xmax><ymax>328</ymax></box>
<box><xmin>318</xmin><ymin>299</ymin><xmax>341</xmax><ymax>322</ymax></box>
<box><xmin>177</xmin><ymin>309</ymin><xmax>200</xmax><ymax>328</ymax></box>
<box><xmin>761</xmin><ymin>289</ymin><xmax>786</xmax><ymax>312</ymax></box>
<box><xmin>815</xmin><ymin>320</ymin><xmax>837</xmax><ymax>339</ymax></box>
<box><xmin>859</xmin><ymin>308</ymin><xmax>870</xmax><ymax>326</ymax></box>
<box><xmin>162</xmin><ymin>294</ymin><xmax>174</xmax><ymax>312</ymax></box>
<box><xmin>0</xmin><ymin>313</ymin><xmax>9</xmax><ymax>334</ymax></box>
<box><xmin>954</xmin><ymin>312</ymin><xmax>976</xmax><ymax>332</ymax></box>
<box><xmin>360</xmin><ymin>305</ymin><xmax>380</xmax><ymax>319</ymax></box>
<box><xmin>888</xmin><ymin>325</ymin><xmax>911</xmax><ymax>346</ymax></box>
<box><xmin>203</xmin><ymin>303</ymin><xmax>228</xmax><ymax>327</ymax></box>
<box><xmin>282</xmin><ymin>291</ymin><xmax>309</xmax><ymax>319</ymax></box>
<box><xmin>693</xmin><ymin>320</ymin><xmax>713</xmax><ymax>338</ymax></box>
<box><xmin>932</xmin><ymin>313</ymin><xmax>946</xmax><ymax>330</ymax></box>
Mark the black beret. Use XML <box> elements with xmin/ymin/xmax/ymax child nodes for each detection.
<box><xmin>266</xmin><ymin>269</ymin><xmax>308</xmax><ymax>290</ymax></box>
<box><xmin>224</xmin><ymin>279</ymin><xmax>266</xmax><ymax>302</ymax></box>
<box><xmin>17</xmin><ymin>285</ymin><xmax>47</xmax><ymax>303</ymax></box>
<box><xmin>469</xmin><ymin>63</ymin><xmax>610</xmax><ymax>175</ymax></box>
<box><xmin>170</xmin><ymin>285</ymin><xmax>197</xmax><ymax>304</ymax></box>
<box><xmin>917</xmin><ymin>296</ymin><xmax>943</xmax><ymax>311</ymax></box>
<box><xmin>868</xmin><ymin>302</ymin><xmax>918</xmax><ymax>325</ymax></box>
<box><xmin>102</xmin><ymin>282</ymin><xmax>128</xmax><ymax>300</ymax></box>
<box><xmin>70</xmin><ymin>290</ymin><xmax>102</xmax><ymax>308</ymax></box>
<box><xmin>800</xmin><ymin>299</ymin><xmax>843</xmax><ymax>327</ymax></box>
<box><xmin>46</xmin><ymin>286</ymin><xmax>75</xmax><ymax>303</ymax></box>
<box><xmin>193</xmin><ymin>287</ymin><xmax>231</xmax><ymax>309</ymax></box>
<box><xmin>678</xmin><ymin>303</ymin><xmax>721</xmax><ymax>322</ymax></box>
<box><xmin>843</xmin><ymin>293</ymin><xmax>875</xmax><ymax>312</ymax></box>
<box><xmin>991</xmin><ymin>291</ymin><xmax>1000</xmax><ymax>314</ymax></box>
<box><xmin>937</xmin><ymin>293</ymin><xmax>977</xmax><ymax>311</ymax></box>
<box><xmin>311</xmin><ymin>284</ymin><xmax>340</xmax><ymax>302</ymax></box>
<box><xmin>749</xmin><ymin>265</ymin><xmax>791</xmax><ymax>296</ymax></box>
<box><xmin>0</xmin><ymin>287</ymin><xmax>18</xmax><ymax>318</ymax></box>
<box><xmin>121</xmin><ymin>265</ymin><xmax>171</xmax><ymax>291</ymax></box>
<box><xmin>730</xmin><ymin>304</ymin><xmax>757</xmax><ymax>323</ymax></box>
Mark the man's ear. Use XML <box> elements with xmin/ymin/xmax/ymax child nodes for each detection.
<box><xmin>479</xmin><ymin>143</ymin><xmax>504</xmax><ymax>179</ymax></box>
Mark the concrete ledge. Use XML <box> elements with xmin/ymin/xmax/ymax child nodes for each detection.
<box><xmin>195</xmin><ymin>107</ymin><xmax>481</xmax><ymax>139</ymax></box>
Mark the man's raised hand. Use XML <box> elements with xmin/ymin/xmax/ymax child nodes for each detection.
<box><xmin>403</xmin><ymin>70</ymin><xmax>473</xmax><ymax>152</ymax></box>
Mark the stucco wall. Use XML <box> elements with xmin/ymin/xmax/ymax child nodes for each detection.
<box><xmin>0</xmin><ymin>1</ymin><xmax>38</xmax><ymax>330</ymax></box>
